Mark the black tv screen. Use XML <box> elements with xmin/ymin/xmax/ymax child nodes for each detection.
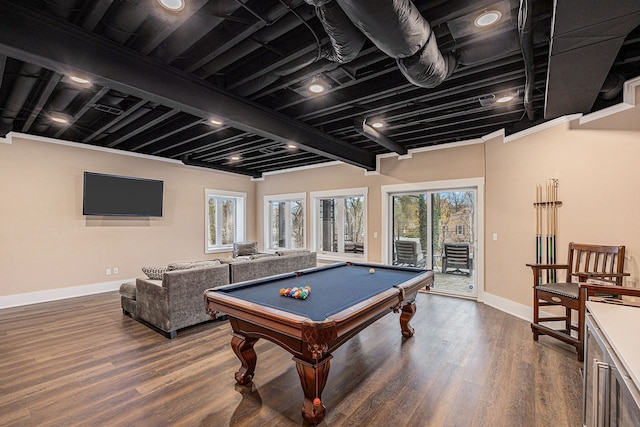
<box><xmin>83</xmin><ymin>172</ymin><xmax>163</xmax><ymax>217</ymax></box>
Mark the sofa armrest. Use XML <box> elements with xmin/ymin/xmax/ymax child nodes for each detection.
<box><xmin>136</xmin><ymin>278</ymin><xmax>170</xmax><ymax>331</ymax></box>
<box><xmin>161</xmin><ymin>264</ymin><xmax>230</xmax><ymax>329</ymax></box>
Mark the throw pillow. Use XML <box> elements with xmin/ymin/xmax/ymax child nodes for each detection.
<box><xmin>142</xmin><ymin>266</ymin><xmax>167</xmax><ymax>280</ymax></box>
<box><xmin>234</xmin><ymin>241</ymin><xmax>259</xmax><ymax>257</ymax></box>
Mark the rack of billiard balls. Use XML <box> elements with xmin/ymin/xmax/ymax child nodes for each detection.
<box><xmin>279</xmin><ymin>285</ymin><xmax>311</xmax><ymax>300</ymax></box>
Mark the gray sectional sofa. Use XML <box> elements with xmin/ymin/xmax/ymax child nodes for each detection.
<box><xmin>225</xmin><ymin>250</ymin><xmax>317</xmax><ymax>283</ymax></box>
<box><xmin>119</xmin><ymin>250</ymin><xmax>317</xmax><ymax>338</ymax></box>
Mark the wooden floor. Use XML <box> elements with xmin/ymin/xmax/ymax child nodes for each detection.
<box><xmin>0</xmin><ymin>292</ymin><xmax>583</xmax><ymax>427</ymax></box>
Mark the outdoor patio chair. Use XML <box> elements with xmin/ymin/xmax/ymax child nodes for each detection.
<box><xmin>394</xmin><ymin>240</ymin><xmax>425</xmax><ymax>268</ymax></box>
<box><xmin>442</xmin><ymin>243</ymin><xmax>472</xmax><ymax>275</ymax></box>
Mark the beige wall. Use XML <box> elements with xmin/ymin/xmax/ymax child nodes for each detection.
<box><xmin>0</xmin><ymin>136</ymin><xmax>255</xmax><ymax>297</ymax></box>
<box><xmin>256</xmin><ymin>143</ymin><xmax>486</xmax><ymax>263</ymax></box>
<box><xmin>485</xmin><ymin>101</ymin><xmax>640</xmax><ymax>306</ymax></box>
<box><xmin>2</xmin><ymin>84</ymin><xmax>639</xmax><ymax>313</ymax></box>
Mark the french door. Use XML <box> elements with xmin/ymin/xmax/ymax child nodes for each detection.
<box><xmin>386</xmin><ymin>180</ymin><xmax>482</xmax><ymax>299</ymax></box>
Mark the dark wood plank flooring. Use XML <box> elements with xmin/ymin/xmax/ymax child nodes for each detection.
<box><xmin>0</xmin><ymin>292</ymin><xmax>583</xmax><ymax>426</ymax></box>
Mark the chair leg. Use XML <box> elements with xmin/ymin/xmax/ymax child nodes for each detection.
<box><xmin>532</xmin><ymin>296</ymin><xmax>540</xmax><ymax>341</ymax></box>
<box><xmin>576</xmin><ymin>295</ymin><xmax>586</xmax><ymax>362</ymax></box>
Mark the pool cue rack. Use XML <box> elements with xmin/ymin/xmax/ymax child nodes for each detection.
<box><xmin>534</xmin><ymin>179</ymin><xmax>561</xmax><ymax>283</ymax></box>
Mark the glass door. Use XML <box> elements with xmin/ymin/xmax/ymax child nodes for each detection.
<box><xmin>391</xmin><ymin>188</ymin><xmax>477</xmax><ymax>298</ymax></box>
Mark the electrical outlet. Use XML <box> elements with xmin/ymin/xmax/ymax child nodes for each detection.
<box><xmin>113</xmin><ymin>267</ymin><xmax>119</xmax><ymax>275</ymax></box>
<box><xmin>105</xmin><ymin>268</ymin><xmax>111</xmax><ymax>276</ymax></box>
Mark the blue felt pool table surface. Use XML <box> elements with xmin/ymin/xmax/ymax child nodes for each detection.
<box><xmin>214</xmin><ymin>263</ymin><xmax>425</xmax><ymax>321</ymax></box>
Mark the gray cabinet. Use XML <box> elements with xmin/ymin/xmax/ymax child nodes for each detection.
<box><xmin>583</xmin><ymin>308</ymin><xmax>640</xmax><ymax>426</ymax></box>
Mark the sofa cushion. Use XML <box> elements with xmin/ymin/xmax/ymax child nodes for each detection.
<box><xmin>142</xmin><ymin>266</ymin><xmax>167</xmax><ymax>280</ymax></box>
<box><xmin>221</xmin><ymin>257</ymin><xmax>250</xmax><ymax>264</ymax></box>
<box><xmin>234</xmin><ymin>241</ymin><xmax>259</xmax><ymax>257</ymax></box>
<box><xmin>168</xmin><ymin>260</ymin><xmax>221</xmax><ymax>271</ymax></box>
<box><xmin>250</xmin><ymin>253</ymin><xmax>278</xmax><ymax>260</ymax></box>
<box><xmin>276</xmin><ymin>249</ymin><xmax>310</xmax><ymax>256</ymax></box>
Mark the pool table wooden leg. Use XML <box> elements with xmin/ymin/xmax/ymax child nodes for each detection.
<box><xmin>231</xmin><ymin>333</ymin><xmax>259</xmax><ymax>385</ymax></box>
<box><xmin>294</xmin><ymin>356</ymin><xmax>332</xmax><ymax>425</ymax></box>
<box><xmin>400</xmin><ymin>301</ymin><xmax>417</xmax><ymax>337</ymax></box>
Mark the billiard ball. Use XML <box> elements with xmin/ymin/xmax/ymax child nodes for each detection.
<box><xmin>279</xmin><ymin>288</ymin><xmax>286</xmax><ymax>295</ymax></box>
<box><xmin>369</xmin><ymin>268</ymin><xmax>375</xmax><ymax>274</ymax></box>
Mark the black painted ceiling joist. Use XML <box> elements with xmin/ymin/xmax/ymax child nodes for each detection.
<box><xmin>181</xmin><ymin>154</ymin><xmax>261</xmax><ymax>179</ymax></box>
<box><xmin>0</xmin><ymin>1</ymin><xmax>376</xmax><ymax>173</ymax></box>
<box><xmin>354</xmin><ymin>119</ymin><xmax>407</xmax><ymax>156</ymax></box>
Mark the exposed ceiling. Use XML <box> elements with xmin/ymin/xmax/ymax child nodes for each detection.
<box><xmin>0</xmin><ymin>0</ymin><xmax>639</xmax><ymax>178</ymax></box>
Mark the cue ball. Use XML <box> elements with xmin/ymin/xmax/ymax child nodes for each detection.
<box><xmin>369</xmin><ymin>268</ymin><xmax>375</xmax><ymax>274</ymax></box>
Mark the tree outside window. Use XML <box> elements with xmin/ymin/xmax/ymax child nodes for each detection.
<box><xmin>266</xmin><ymin>196</ymin><xmax>305</xmax><ymax>250</ymax></box>
<box><xmin>206</xmin><ymin>189</ymin><xmax>245</xmax><ymax>252</ymax></box>
<box><xmin>316</xmin><ymin>192</ymin><xmax>366</xmax><ymax>257</ymax></box>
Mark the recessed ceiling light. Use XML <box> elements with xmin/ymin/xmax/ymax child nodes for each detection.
<box><xmin>157</xmin><ymin>0</ymin><xmax>185</xmax><ymax>11</ymax></box>
<box><xmin>308</xmin><ymin>82</ymin><xmax>325</xmax><ymax>94</ymax></box>
<box><xmin>69</xmin><ymin>75</ymin><xmax>91</xmax><ymax>85</ymax></box>
<box><xmin>474</xmin><ymin>10</ymin><xmax>502</xmax><ymax>28</ymax></box>
<box><xmin>370</xmin><ymin>121</ymin><xmax>385</xmax><ymax>129</ymax></box>
<box><xmin>230</xmin><ymin>155</ymin><xmax>241</xmax><ymax>161</ymax></box>
<box><xmin>496</xmin><ymin>95</ymin><xmax>514</xmax><ymax>103</ymax></box>
<box><xmin>50</xmin><ymin>115</ymin><xmax>69</xmax><ymax>124</ymax></box>
<box><xmin>209</xmin><ymin>118</ymin><xmax>223</xmax><ymax>125</ymax></box>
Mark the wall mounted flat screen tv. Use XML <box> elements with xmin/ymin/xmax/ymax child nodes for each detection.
<box><xmin>83</xmin><ymin>172</ymin><xmax>163</xmax><ymax>217</ymax></box>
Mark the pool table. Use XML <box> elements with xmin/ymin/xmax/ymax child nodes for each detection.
<box><xmin>204</xmin><ymin>262</ymin><xmax>434</xmax><ymax>424</ymax></box>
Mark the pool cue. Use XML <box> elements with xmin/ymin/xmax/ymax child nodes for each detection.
<box><xmin>536</xmin><ymin>184</ymin><xmax>542</xmax><ymax>284</ymax></box>
<box><xmin>551</xmin><ymin>180</ymin><xmax>558</xmax><ymax>282</ymax></box>
<box><xmin>546</xmin><ymin>181</ymin><xmax>552</xmax><ymax>282</ymax></box>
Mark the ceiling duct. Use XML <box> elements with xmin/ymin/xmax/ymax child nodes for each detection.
<box><xmin>307</xmin><ymin>0</ymin><xmax>366</xmax><ymax>63</ymax></box>
<box><xmin>304</xmin><ymin>0</ymin><xmax>456</xmax><ymax>88</ymax></box>
<box><xmin>518</xmin><ymin>0</ymin><xmax>535</xmax><ymax>121</ymax></box>
<box><xmin>0</xmin><ymin>63</ymin><xmax>41</xmax><ymax>136</ymax></box>
<box><xmin>544</xmin><ymin>0</ymin><xmax>640</xmax><ymax>118</ymax></box>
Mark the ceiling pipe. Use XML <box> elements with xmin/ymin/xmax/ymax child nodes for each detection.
<box><xmin>313</xmin><ymin>0</ymin><xmax>456</xmax><ymax>88</ymax></box>
<box><xmin>518</xmin><ymin>0</ymin><xmax>535</xmax><ymax>121</ymax></box>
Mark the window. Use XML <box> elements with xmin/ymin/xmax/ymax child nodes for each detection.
<box><xmin>456</xmin><ymin>225</ymin><xmax>465</xmax><ymax>235</ymax></box>
<box><xmin>264</xmin><ymin>193</ymin><xmax>306</xmax><ymax>251</ymax></box>
<box><xmin>205</xmin><ymin>189</ymin><xmax>246</xmax><ymax>253</ymax></box>
<box><xmin>311</xmin><ymin>188</ymin><xmax>367</xmax><ymax>259</ymax></box>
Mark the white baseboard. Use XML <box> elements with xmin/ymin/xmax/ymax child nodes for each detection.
<box><xmin>483</xmin><ymin>291</ymin><xmax>567</xmax><ymax>329</ymax></box>
<box><xmin>483</xmin><ymin>292</ymin><xmax>533</xmax><ymax>322</ymax></box>
<box><xmin>0</xmin><ymin>278</ymin><xmax>135</xmax><ymax>309</ymax></box>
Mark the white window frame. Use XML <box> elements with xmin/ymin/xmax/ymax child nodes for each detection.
<box><xmin>381</xmin><ymin>178</ymin><xmax>484</xmax><ymax>301</ymax></box>
<box><xmin>310</xmin><ymin>187</ymin><xmax>368</xmax><ymax>262</ymax></box>
<box><xmin>204</xmin><ymin>188</ymin><xmax>246</xmax><ymax>254</ymax></box>
<box><xmin>263</xmin><ymin>192</ymin><xmax>306</xmax><ymax>251</ymax></box>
